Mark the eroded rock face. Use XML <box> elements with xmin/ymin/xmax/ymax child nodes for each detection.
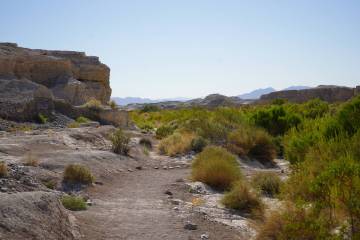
<box><xmin>0</xmin><ymin>42</ymin><xmax>111</xmax><ymax>121</ymax></box>
<box><xmin>0</xmin><ymin>191</ymin><xmax>80</xmax><ymax>240</ymax></box>
<box><xmin>260</xmin><ymin>85</ymin><xmax>359</xmax><ymax>103</ymax></box>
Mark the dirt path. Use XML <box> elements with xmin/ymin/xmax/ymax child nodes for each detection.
<box><xmin>75</xmin><ymin>167</ymin><xmax>241</xmax><ymax>240</ymax></box>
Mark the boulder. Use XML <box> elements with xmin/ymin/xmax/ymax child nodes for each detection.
<box><xmin>0</xmin><ymin>191</ymin><xmax>80</xmax><ymax>240</ymax></box>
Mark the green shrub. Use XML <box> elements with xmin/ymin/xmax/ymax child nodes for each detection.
<box><xmin>190</xmin><ymin>136</ymin><xmax>208</xmax><ymax>153</ymax></box>
<box><xmin>0</xmin><ymin>162</ymin><xmax>8</xmax><ymax>178</ymax></box>
<box><xmin>110</xmin><ymin>129</ymin><xmax>130</xmax><ymax>155</ymax></box>
<box><xmin>155</xmin><ymin>125</ymin><xmax>175</xmax><ymax>139</ymax></box>
<box><xmin>108</xmin><ymin>100</ymin><xmax>117</xmax><ymax>109</ymax></box>
<box><xmin>67</xmin><ymin>122</ymin><xmax>80</xmax><ymax>128</ymax></box>
<box><xmin>43</xmin><ymin>180</ymin><xmax>57</xmax><ymax>189</ymax></box>
<box><xmin>337</xmin><ymin>95</ymin><xmax>360</xmax><ymax>136</ymax></box>
<box><xmin>159</xmin><ymin>132</ymin><xmax>194</xmax><ymax>156</ymax></box>
<box><xmin>302</xmin><ymin>98</ymin><xmax>329</xmax><ymax>119</ymax></box>
<box><xmin>222</xmin><ymin>181</ymin><xmax>263</xmax><ymax>218</ymax></box>
<box><xmin>256</xmin><ymin>205</ymin><xmax>334</xmax><ymax>240</ymax></box>
<box><xmin>140</xmin><ymin>105</ymin><xmax>160</xmax><ymax>113</ymax></box>
<box><xmin>38</xmin><ymin>113</ymin><xmax>48</xmax><ymax>124</ymax></box>
<box><xmin>63</xmin><ymin>164</ymin><xmax>94</xmax><ymax>185</ymax></box>
<box><xmin>191</xmin><ymin>146</ymin><xmax>242</xmax><ymax>191</ymax></box>
<box><xmin>139</xmin><ymin>138</ymin><xmax>152</xmax><ymax>149</ymax></box>
<box><xmin>76</xmin><ymin>116</ymin><xmax>90</xmax><ymax>124</ymax></box>
<box><xmin>61</xmin><ymin>195</ymin><xmax>87</xmax><ymax>211</ymax></box>
<box><xmin>226</xmin><ymin>126</ymin><xmax>276</xmax><ymax>164</ymax></box>
<box><xmin>251</xmin><ymin>172</ymin><xmax>281</xmax><ymax>196</ymax></box>
<box><xmin>251</xmin><ymin>106</ymin><xmax>301</xmax><ymax>136</ymax></box>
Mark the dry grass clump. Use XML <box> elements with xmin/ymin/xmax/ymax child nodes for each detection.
<box><xmin>76</xmin><ymin>116</ymin><xmax>90</xmax><ymax>123</ymax></box>
<box><xmin>108</xmin><ymin>100</ymin><xmax>117</xmax><ymax>110</ymax></box>
<box><xmin>110</xmin><ymin>129</ymin><xmax>130</xmax><ymax>155</ymax></box>
<box><xmin>191</xmin><ymin>146</ymin><xmax>242</xmax><ymax>191</ymax></box>
<box><xmin>67</xmin><ymin>122</ymin><xmax>80</xmax><ymax>128</ymax></box>
<box><xmin>222</xmin><ymin>181</ymin><xmax>264</xmax><ymax>218</ymax></box>
<box><xmin>139</xmin><ymin>138</ymin><xmax>152</xmax><ymax>149</ymax></box>
<box><xmin>61</xmin><ymin>195</ymin><xmax>87</xmax><ymax>211</ymax></box>
<box><xmin>227</xmin><ymin>126</ymin><xmax>276</xmax><ymax>164</ymax></box>
<box><xmin>83</xmin><ymin>98</ymin><xmax>102</xmax><ymax>110</ymax></box>
<box><xmin>63</xmin><ymin>164</ymin><xmax>94</xmax><ymax>185</ymax></box>
<box><xmin>159</xmin><ymin>132</ymin><xmax>195</xmax><ymax>156</ymax></box>
<box><xmin>23</xmin><ymin>152</ymin><xmax>39</xmax><ymax>167</ymax></box>
<box><xmin>251</xmin><ymin>172</ymin><xmax>281</xmax><ymax>197</ymax></box>
<box><xmin>0</xmin><ymin>162</ymin><xmax>8</xmax><ymax>178</ymax></box>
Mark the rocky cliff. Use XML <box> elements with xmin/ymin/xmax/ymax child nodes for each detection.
<box><xmin>0</xmin><ymin>43</ymin><xmax>112</xmax><ymax>121</ymax></box>
<box><xmin>260</xmin><ymin>85</ymin><xmax>359</xmax><ymax>103</ymax></box>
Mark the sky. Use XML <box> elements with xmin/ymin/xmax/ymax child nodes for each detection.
<box><xmin>1</xmin><ymin>0</ymin><xmax>359</xmax><ymax>99</ymax></box>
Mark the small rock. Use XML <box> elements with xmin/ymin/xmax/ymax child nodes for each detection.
<box><xmin>173</xmin><ymin>207</ymin><xmax>179</xmax><ymax>211</ymax></box>
<box><xmin>201</xmin><ymin>234</ymin><xmax>209</xmax><ymax>239</ymax></box>
<box><xmin>184</xmin><ymin>221</ymin><xmax>197</xmax><ymax>230</ymax></box>
<box><xmin>171</xmin><ymin>199</ymin><xmax>180</xmax><ymax>205</ymax></box>
<box><xmin>164</xmin><ymin>190</ymin><xmax>173</xmax><ymax>196</ymax></box>
<box><xmin>86</xmin><ymin>200</ymin><xmax>93</xmax><ymax>206</ymax></box>
<box><xmin>95</xmin><ymin>181</ymin><xmax>104</xmax><ymax>185</ymax></box>
<box><xmin>135</xmin><ymin>166</ymin><xmax>142</xmax><ymax>170</ymax></box>
<box><xmin>0</xmin><ymin>187</ymin><xmax>8</xmax><ymax>192</ymax></box>
<box><xmin>127</xmin><ymin>169</ymin><xmax>133</xmax><ymax>172</ymax></box>
<box><xmin>168</xmin><ymin>166</ymin><xmax>174</xmax><ymax>169</ymax></box>
<box><xmin>175</xmin><ymin>178</ymin><xmax>184</xmax><ymax>182</ymax></box>
<box><xmin>154</xmin><ymin>166</ymin><xmax>159</xmax><ymax>169</ymax></box>
<box><xmin>162</xmin><ymin>166</ymin><xmax>168</xmax><ymax>170</ymax></box>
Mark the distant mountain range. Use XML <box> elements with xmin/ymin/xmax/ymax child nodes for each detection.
<box><xmin>112</xmin><ymin>97</ymin><xmax>190</xmax><ymax>106</ymax></box>
<box><xmin>238</xmin><ymin>86</ymin><xmax>311</xmax><ymax>99</ymax></box>
<box><xmin>112</xmin><ymin>86</ymin><xmax>312</xmax><ymax>106</ymax></box>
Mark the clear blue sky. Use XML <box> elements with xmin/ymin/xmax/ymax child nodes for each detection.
<box><xmin>1</xmin><ymin>0</ymin><xmax>359</xmax><ymax>98</ymax></box>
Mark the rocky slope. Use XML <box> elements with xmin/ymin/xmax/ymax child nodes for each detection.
<box><xmin>0</xmin><ymin>43</ymin><xmax>111</xmax><ymax>121</ymax></box>
<box><xmin>260</xmin><ymin>85</ymin><xmax>360</xmax><ymax>103</ymax></box>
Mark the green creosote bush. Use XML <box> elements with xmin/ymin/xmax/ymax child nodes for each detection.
<box><xmin>110</xmin><ymin>128</ymin><xmax>130</xmax><ymax>155</ymax></box>
<box><xmin>251</xmin><ymin>172</ymin><xmax>282</xmax><ymax>197</ymax></box>
<box><xmin>155</xmin><ymin>125</ymin><xmax>175</xmax><ymax>139</ymax></box>
<box><xmin>158</xmin><ymin>132</ymin><xmax>194</xmax><ymax>156</ymax></box>
<box><xmin>221</xmin><ymin>180</ymin><xmax>264</xmax><ymax>218</ymax></box>
<box><xmin>63</xmin><ymin>164</ymin><xmax>94</xmax><ymax>185</ymax></box>
<box><xmin>61</xmin><ymin>195</ymin><xmax>87</xmax><ymax>211</ymax></box>
<box><xmin>191</xmin><ymin>146</ymin><xmax>242</xmax><ymax>191</ymax></box>
<box><xmin>226</xmin><ymin>126</ymin><xmax>276</xmax><ymax>164</ymax></box>
<box><xmin>190</xmin><ymin>136</ymin><xmax>208</xmax><ymax>153</ymax></box>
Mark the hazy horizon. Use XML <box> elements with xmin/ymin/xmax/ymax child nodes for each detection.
<box><xmin>1</xmin><ymin>0</ymin><xmax>359</xmax><ymax>98</ymax></box>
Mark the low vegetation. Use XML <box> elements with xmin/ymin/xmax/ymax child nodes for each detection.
<box><xmin>63</xmin><ymin>164</ymin><xmax>94</xmax><ymax>185</ymax></box>
<box><xmin>108</xmin><ymin>100</ymin><xmax>117</xmax><ymax>110</ymax></box>
<box><xmin>23</xmin><ymin>152</ymin><xmax>39</xmax><ymax>167</ymax></box>
<box><xmin>251</xmin><ymin>172</ymin><xmax>281</xmax><ymax>197</ymax></box>
<box><xmin>0</xmin><ymin>162</ymin><xmax>8</xmax><ymax>177</ymax></box>
<box><xmin>61</xmin><ymin>195</ymin><xmax>87</xmax><ymax>211</ymax></box>
<box><xmin>139</xmin><ymin>137</ymin><xmax>152</xmax><ymax>149</ymax></box>
<box><xmin>110</xmin><ymin>128</ymin><xmax>130</xmax><ymax>155</ymax></box>
<box><xmin>37</xmin><ymin>113</ymin><xmax>48</xmax><ymax>124</ymax></box>
<box><xmin>159</xmin><ymin>132</ymin><xmax>194</xmax><ymax>156</ymax></box>
<box><xmin>191</xmin><ymin>146</ymin><xmax>242</xmax><ymax>190</ymax></box>
<box><xmin>83</xmin><ymin>98</ymin><xmax>102</xmax><ymax>110</ymax></box>
<box><xmin>222</xmin><ymin>181</ymin><xmax>264</xmax><ymax>218</ymax></box>
<box><xmin>75</xmin><ymin>116</ymin><xmax>90</xmax><ymax>123</ymax></box>
<box><xmin>67</xmin><ymin>122</ymin><xmax>80</xmax><ymax>128</ymax></box>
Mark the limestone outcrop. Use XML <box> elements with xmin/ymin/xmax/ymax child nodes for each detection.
<box><xmin>260</xmin><ymin>85</ymin><xmax>360</xmax><ymax>103</ymax></box>
<box><xmin>0</xmin><ymin>43</ymin><xmax>111</xmax><ymax>121</ymax></box>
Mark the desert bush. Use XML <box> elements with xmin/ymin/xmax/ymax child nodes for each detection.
<box><xmin>76</xmin><ymin>116</ymin><xmax>90</xmax><ymax>124</ymax></box>
<box><xmin>251</xmin><ymin>105</ymin><xmax>301</xmax><ymax>136</ymax></box>
<box><xmin>302</xmin><ymin>98</ymin><xmax>329</xmax><ymax>119</ymax></box>
<box><xmin>256</xmin><ymin>205</ymin><xmax>334</xmax><ymax>240</ymax></box>
<box><xmin>222</xmin><ymin>181</ymin><xmax>264</xmax><ymax>218</ymax></box>
<box><xmin>159</xmin><ymin>132</ymin><xmax>194</xmax><ymax>156</ymax></box>
<box><xmin>63</xmin><ymin>164</ymin><xmax>94</xmax><ymax>185</ymax></box>
<box><xmin>191</xmin><ymin>146</ymin><xmax>242</xmax><ymax>190</ymax></box>
<box><xmin>110</xmin><ymin>129</ymin><xmax>130</xmax><ymax>155</ymax></box>
<box><xmin>43</xmin><ymin>179</ymin><xmax>57</xmax><ymax>189</ymax></box>
<box><xmin>139</xmin><ymin>138</ymin><xmax>152</xmax><ymax>149</ymax></box>
<box><xmin>0</xmin><ymin>162</ymin><xmax>8</xmax><ymax>177</ymax></box>
<box><xmin>37</xmin><ymin>113</ymin><xmax>48</xmax><ymax>124</ymax></box>
<box><xmin>251</xmin><ymin>172</ymin><xmax>281</xmax><ymax>197</ymax></box>
<box><xmin>108</xmin><ymin>100</ymin><xmax>117</xmax><ymax>109</ymax></box>
<box><xmin>140</xmin><ymin>105</ymin><xmax>160</xmax><ymax>113</ymax></box>
<box><xmin>155</xmin><ymin>125</ymin><xmax>175</xmax><ymax>139</ymax></box>
<box><xmin>61</xmin><ymin>195</ymin><xmax>87</xmax><ymax>211</ymax></box>
<box><xmin>190</xmin><ymin>136</ymin><xmax>208</xmax><ymax>153</ymax></box>
<box><xmin>226</xmin><ymin>126</ymin><xmax>276</xmax><ymax>164</ymax></box>
<box><xmin>23</xmin><ymin>152</ymin><xmax>39</xmax><ymax>167</ymax></box>
<box><xmin>67</xmin><ymin>122</ymin><xmax>80</xmax><ymax>128</ymax></box>
<box><xmin>337</xmin><ymin>95</ymin><xmax>360</xmax><ymax>136</ymax></box>
<box><xmin>84</xmin><ymin>98</ymin><xmax>102</xmax><ymax>110</ymax></box>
